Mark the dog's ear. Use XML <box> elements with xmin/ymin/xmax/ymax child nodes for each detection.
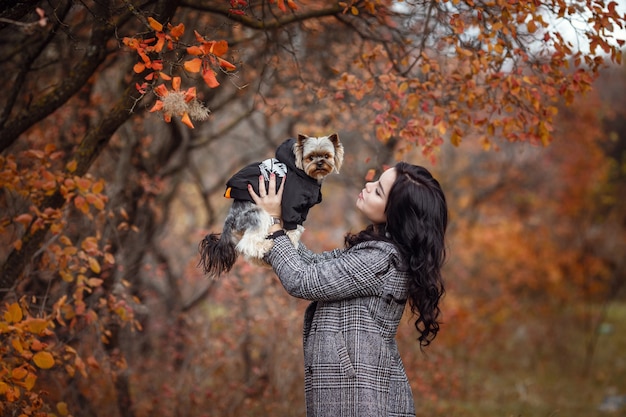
<box><xmin>329</xmin><ymin>133</ymin><xmax>344</xmax><ymax>173</ymax></box>
<box><xmin>293</xmin><ymin>134</ymin><xmax>306</xmax><ymax>170</ymax></box>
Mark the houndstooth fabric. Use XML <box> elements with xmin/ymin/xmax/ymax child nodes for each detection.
<box><xmin>267</xmin><ymin>237</ymin><xmax>416</xmax><ymax>417</ymax></box>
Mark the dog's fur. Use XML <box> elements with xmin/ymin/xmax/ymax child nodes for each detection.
<box><xmin>199</xmin><ymin>133</ymin><xmax>344</xmax><ymax>278</ymax></box>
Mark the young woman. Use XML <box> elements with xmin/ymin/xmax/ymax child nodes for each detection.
<box><xmin>248</xmin><ymin>162</ymin><xmax>448</xmax><ymax>417</ymax></box>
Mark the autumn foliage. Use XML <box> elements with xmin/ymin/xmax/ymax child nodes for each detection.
<box><xmin>0</xmin><ymin>0</ymin><xmax>625</xmax><ymax>416</ymax></box>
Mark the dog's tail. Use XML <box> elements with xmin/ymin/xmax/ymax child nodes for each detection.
<box><xmin>198</xmin><ymin>230</ymin><xmax>237</xmax><ymax>278</ymax></box>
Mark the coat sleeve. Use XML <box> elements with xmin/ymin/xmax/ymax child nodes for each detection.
<box><xmin>296</xmin><ymin>242</ymin><xmax>343</xmax><ymax>264</ymax></box>
<box><xmin>267</xmin><ymin>235</ymin><xmax>396</xmax><ymax>301</ymax></box>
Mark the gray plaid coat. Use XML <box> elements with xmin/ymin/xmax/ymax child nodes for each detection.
<box><xmin>267</xmin><ymin>236</ymin><xmax>416</xmax><ymax>417</ymax></box>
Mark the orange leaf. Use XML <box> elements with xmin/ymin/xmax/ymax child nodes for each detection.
<box><xmin>218</xmin><ymin>57</ymin><xmax>236</xmax><ymax>71</ymax></box>
<box><xmin>364</xmin><ymin>169</ymin><xmax>376</xmax><ymax>181</ymax></box>
<box><xmin>76</xmin><ymin>177</ymin><xmax>91</xmax><ymax>192</ymax></box>
<box><xmin>154</xmin><ymin>84</ymin><xmax>168</xmax><ymax>97</ymax></box>
<box><xmin>150</xmin><ymin>100</ymin><xmax>164</xmax><ymax>113</ymax></box>
<box><xmin>148</xmin><ymin>17</ymin><xmax>163</xmax><ymax>32</ymax></box>
<box><xmin>184</xmin><ymin>58</ymin><xmax>203</xmax><ymax>73</ymax></box>
<box><xmin>81</xmin><ymin>236</ymin><xmax>99</xmax><ymax>253</ymax></box>
<box><xmin>86</xmin><ymin>194</ymin><xmax>105</xmax><ymax>210</ymax></box>
<box><xmin>14</xmin><ymin>213</ymin><xmax>33</xmax><ymax>227</ymax></box>
<box><xmin>202</xmin><ymin>68</ymin><xmax>219</xmax><ymax>88</ymax></box>
<box><xmin>88</xmin><ymin>278</ymin><xmax>103</xmax><ymax>288</ymax></box>
<box><xmin>11</xmin><ymin>367</ymin><xmax>28</xmax><ymax>381</ymax></box>
<box><xmin>133</xmin><ymin>62</ymin><xmax>146</xmax><ymax>74</ymax></box>
<box><xmin>194</xmin><ymin>30</ymin><xmax>205</xmax><ymax>43</ymax></box>
<box><xmin>210</xmin><ymin>40</ymin><xmax>229</xmax><ymax>56</ymax></box>
<box><xmin>151</xmin><ymin>60</ymin><xmax>163</xmax><ymax>71</ymax></box>
<box><xmin>172</xmin><ymin>76</ymin><xmax>181</xmax><ymax>91</ymax></box>
<box><xmin>184</xmin><ymin>87</ymin><xmax>197</xmax><ymax>102</ymax></box>
<box><xmin>181</xmin><ymin>112</ymin><xmax>195</xmax><ymax>128</ymax></box>
<box><xmin>74</xmin><ymin>196</ymin><xmax>89</xmax><ymax>214</ymax></box>
<box><xmin>187</xmin><ymin>46</ymin><xmax>204</xmax><ymax>56</ymax></box>
<box><xmin>169</xmin><ymin>23</ymin><xmax>185</xmax><ymax>39</ymax></box>
<box><xmin>33</xmin><ymin>351</ymin><xmax>55</xmax><ymax>369</ymax></box>
<box><xmin>154</xmin><ymin>33</ymin><xmax>166</xmax><ymax>52</ymax></box>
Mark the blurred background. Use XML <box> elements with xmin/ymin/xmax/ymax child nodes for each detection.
<box><xmin>0</xmin><ymin>1</ymin><xmax>625</xmax><ymax>416</ymax></box>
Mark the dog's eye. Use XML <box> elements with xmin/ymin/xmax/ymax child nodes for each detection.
<box><xmin>324</xmin><ymin>154</ymin><xmax>330</xmax><ymax>159</ymax></box>
<box><xmin>308</xmin><ymin>156</ymin><xmax>315</xmax><ymax>161</ymax></box>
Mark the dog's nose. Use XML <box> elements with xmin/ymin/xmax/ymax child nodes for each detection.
<box><xmin>316</xmin><ymin>161</ymin><xmax>324</xmax><ymax>167</ymax></box>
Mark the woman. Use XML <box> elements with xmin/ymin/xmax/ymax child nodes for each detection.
<box><xmin>248</xmin><ymin>162</ymin><xmax>448</xmax><ymax>417</ymax></box>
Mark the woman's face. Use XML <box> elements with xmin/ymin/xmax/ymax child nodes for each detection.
<box><xmin>356</xmin><ymin>168</ymin><xmax>397</xmax><ymax>224</ymax></box>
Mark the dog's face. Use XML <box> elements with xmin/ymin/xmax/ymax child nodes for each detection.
<box><xmin>293</xmin><ymin>133</ymin><xmax>344</xmax><ymax>181</ymax></box>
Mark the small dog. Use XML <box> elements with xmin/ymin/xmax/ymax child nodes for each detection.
<box><xmin>199</xmin><ymin>133</ymin><xmax>344</xmax><ymax>277</ymax></box>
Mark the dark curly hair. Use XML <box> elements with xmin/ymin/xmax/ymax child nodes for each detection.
<box><xmin>345</xmin><ymin>162</ymin><xmax>448</xmax><ymax>347</ymax></box>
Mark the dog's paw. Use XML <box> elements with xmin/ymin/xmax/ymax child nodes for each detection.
<box><xmin>286</xmin><ymin>226</ymin><xmax>304</xmax><ymax>249</ymax></box>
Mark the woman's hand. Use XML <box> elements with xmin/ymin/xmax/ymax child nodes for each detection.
<box><xmin>248</xmin><ymin>173</ymin><xmax>285</xmax><ymax>220</ymax></box>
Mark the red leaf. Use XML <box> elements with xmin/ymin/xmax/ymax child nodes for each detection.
<box><xmin>202</xmin><ymin>68</ymin><xmax>219</xmax><ymax>88</ymax></box>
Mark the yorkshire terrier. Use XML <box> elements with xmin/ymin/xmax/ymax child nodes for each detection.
<box><xmin>199</xmin><ymin>133</ymin><xmax>344</xmax><ymax>278</ymax></box>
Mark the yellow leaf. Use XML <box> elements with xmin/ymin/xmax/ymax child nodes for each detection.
<box><xmin>88</xmin><ymin>257</ymin><xmax>101</xmax><ymax>274</ymax></box>
<box><xmin>24</xmin><ymin>318</ymin><xmax>49</xmax><ymax>335</ymax></box>
<box><xmin>33</xmin><ymin>351</ymin><xmax>55</xmax><ymax>369</ymax></box>
<box><xmin>11</xmin><ymin>338</ymin><xmax>24</xmax><ymax>353</ymax></box>
<box><xmin>60</xmin><ymin>270</ymin><xmax>74</xmax><ymax>282</ymax></box>
<box><xmin>147</xmin><ymin>17</ymin><xmax>163</xmax><ymax>32</ymax></box>
<box><xmin>57</xmin><ymin>402</ymin><xmax>69</xmax><ymax>416</ymax></box>
<box><xmin>66</xmin><ymin>159</ymin><xmax>77</xmax><ymax>173</ymax></box>
<box><xmin>184</xmin><ymin>58</ymin><xmax>203</xmax><ymax>73</ymax></box>
<box><xmin>4</xmin><ymin>302</ymin><xmax>23</xmax><ymax>323</ymax></box>
<box><xmin>23</xmin><ymin>372</ymin><xmax>36</xmax><ymax>391</ymax></box>
<box><xmin>92</xmin><ymin>180</ymin><xmax>104</xmax><ymax>194</ymax></box>
<box><xmin>451</xmin><ymin>131</ymin><xmax>462</xmax><ymax>146</ymax></box>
